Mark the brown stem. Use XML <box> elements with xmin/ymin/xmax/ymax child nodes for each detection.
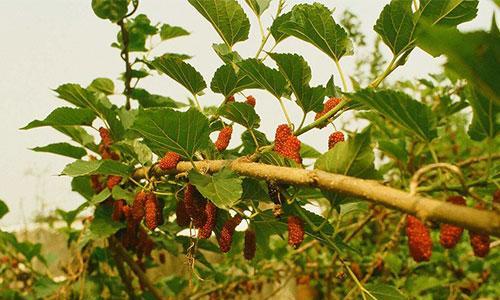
<box><xmin>134</xmin><ymin>160</ymin><xmax>500</xmax><ymax>236</ymax></box>
<box><xmin>457</xmin><ymin>153</ymin><xmax>500</xmax><ymax>167</ymax></box>
<box><xmin>110</xmin><ymin>239</ymin><xmax>138</xmax><ymax>300</ymax></box>
<box><xmin>109</xmin><ymin>237</ymin><xmax>165</xmax><ymax>300</ymax></box>
<box><xmin>118</xmin><ymin>20</ymin><xmax>132</xmax><ymax>110</ymax></box>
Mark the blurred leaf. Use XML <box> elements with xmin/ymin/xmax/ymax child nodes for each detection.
<box><xmin>351</xmin><ymin>89</ymin><xmax>437</xmax><ymax>141</ymax></box>
<box><xmin>218</xmin><ymin>102</ymin><xmax>260</xmax><ymax>129</ymax></box>
<box><xmin>467</xmin><ymin>87</ymin><xmax>499</xmax><ymax>141</ymax></box>
<box><xmin>91</xmin><ymin>0</ymin><xmax>128</xmax><ymax>23</ymax></box>
<box><xmin>188</xmin><ymin>0</ymin><xmax>250</xmax><ymax>47</ymax></box>
<box><xmin>160</xmin><ymin>24</ymin><xmax>190</xmax><ymax>40</ymax></box>
<box><xmin>417</xmin><ymin>24</ymin><xmax>500</xmax><ymax>105</ymax></box>
<box><xmin>33</xmin><ymin>276</ymin><xmax>63</xmax><ymax>298</ymax></box>
<box><xmin>62</xmin><ymin>160</ymin><xmax>132</xmax><ymax>177</ymax></box>
<box><xmin>374</xmin><ymin>0</ymin><xmax>416</xmax><ymax>57</ymax></box>
<box><xmin>22</xmin><ymin>107</ymin><xmax>95</xmax><ymax>130</ymax></box>
<box><xmin>31</xmin><ymin>143</ymin><xmax>87</xmax><ymax>159</ymax></box>
<box><xmin>300</xmin><ymin>143</ymin><xmax>321</xmax><ymax>159</ymax></box>
<box><xmin>0</xmin><ymin>199</ymin><xmax>8</xmax><ymax>220</ymax></box>
<box><xmin>280</xmin><ymin>3</ymin><xmax>353</xmax><ymax>61</ymax></box>
<box><xmin>189</xmin><ymin>168</ymin><xmax>243</xmax><ymax>209</ymax></box>
<box><xmin>269</xmin><ymin>52</ymin><xmax>325</xmax><ymax>112</ymax></box>
<box><xmin>89</xmin><ymin>205</ymin><xmax>125</xmax><ymax>239</ymax></box>
<box><xmin>418</xmin><ymin>0</ymin><xmax>478</xmax><ymax>27</ymax></box>
<box><xmin>88</xmin><ymin>78</ymin><xmax>114</xmax><ymax>95</ymax></box>
<box><xmin>210</xmin><ymin>64</ymin><xmax>258</xmax><ymax>97</ymax></box>
<box><xmin>91</xmin><ymin>189</ymin><xmax>112</xmax><ymax>205</ymax></box>
<box><xmin>131</xmin><ymin>108</ymin><xmax>210</xmax><ymax>157</ymax></box>
<box><xmin>237</xmin><ymin>58</ymin><xmax>287</xmax><ymax>98</ymax></box>
<box><xmin>365</xmin><ymin>283</ymin><xmax>407</xmax><ymax>300</ymax></box>
<box><xmin>378</xmin><ymin>140</ymin><xmax>408</xmax><ymax>163</ymax></box>
<box><xmin>149</xmin><ymin>56</ymin><xmax>206</xmax><ymax>95</ymax></box>
<box><xmin>71</xmin><ymin>176</ymin><xmax>94</xmax><ymax>200</ymax></box>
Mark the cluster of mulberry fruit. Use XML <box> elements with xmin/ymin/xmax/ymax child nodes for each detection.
<box><xmin>328</xmin><ymin>131</ymin><xmax>345</xmax><ymax>149</ymax></box>
<box><xmin>217</xmin><ymin>215</ymin><xmax>243</xmax><ymax>253</ymax></box>
<box><xmin>98</xmin><ymin>127</ymin><xmax>119</xmax><ymax>160</ymax></box>
<box><xmin>288</xmin><ymin>215</ymin><xmax>305</xmax><ymax>249</ymax></box>
<box><xmin>158</xmin><ymin>151</ymin><xmax>181</xmax><ymax>170</ymax></box>
<box><xmin>469</xmin><ymin>204</ymin><xmax>490</xmax><ymax>257</ymax></box>
<box><xmin>245</xmin><ymin>95</ymin><xmax>256</xmax><ymax>107</ymax></box>
<box><xmin>405</xmin><ymin>215</ymin><xmax>432</xmax><ymax>262</ymax></box>
<box><xmin>274</xmin><ymin>124</ymin><xmax>302</xmax><ymax>164</ymax></box>
<box><xmin>315</xmin><ymin>97</ymin><xmax>341</xmax><ymax>128</ymax></box>
<box><xmin>439</xmin><ymin>196</ymin><xmax>466</xmax><ymax>249</ymax></box>
<box><xmin>215</xmin><ymin>126</ymin><xmax>233</xmax><ymax>151</ymax></box>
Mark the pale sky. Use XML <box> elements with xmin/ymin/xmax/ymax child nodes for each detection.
<box><xmin>0</xmin><ymin>0</ymin><xmax>497</xmax><ymax>228</ymax></box>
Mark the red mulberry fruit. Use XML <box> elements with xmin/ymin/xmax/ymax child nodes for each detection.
<box><xmin>184</xmin><ymin>184</ymin><xmax>207</xmax><ymax>228</ymax></box>
<box><xmin>198</xmin><ymin>201</ymin><xmax>217</xmax><ymax>239</ymax></box>
<box><xmin>131</xmin><ymin>191</ymin><xmax>147</xmax><ymax>222</ymax></box>
<box><xmin>106</xmin><ymin>175</ymin><xmax>122</xmax><ymax>190</ymax></box>
<box><xmin>246</xmin><ymin>95</ymin><xmax>256</xmax><ymax>107</ymax></box>
<box><xmin>288</xmin><ymin>216</ymin><xmax>305</xmax><ymax>249</ymax></box>
<box><xmin>215</xmin><ymin>126</ymin><xmax>233</xmax><ymax>151</ymax></box>
<box><xmin>274</xmin><ymin>124</ymin><xmax>292</xmax><ymax>150</ymax></box>
<box><xmin>227</xmin><ymin>95</ymin><xmax>235</xmax><ymax>103</ymax></box>
<box><xmin>112</xmin><ymin>199</ymin><xmax>126</xmax><ymax>222</ymax></box>
<box><xmin>469</xmin><ymin>204</ymin><xmax>490</xmax><ymax>257</ymax></box>
<box><xmin>158</xmin><ymin>152</ymin><xmax>181</xmax><ymax>170</ymax></box>
<box><xmin>244</xmin><ymin>229</ymin><xmax>256</xmax><ymax>260</ymax></box>
<box><xmin>217</xmin><ymin>215</ymin><xmax>243</xmax><ymax>253</ymax></box>
<box><xmin>439</xmin><ymin>196</ymin><xmax>466</xmax><ymax>249</ymax></box>
<box><xmin>176</xmin><ymin>201</ymin><xmax>191</xmax><ymax>227</ymax></box>
<box><xmin>90</xmin><ymin>175</ymin><xmax>103</xmax><ymax>193</ymax></box>
<box><xmin>315</xmin><ymin>97</ymin><xmax>341</xmax><ymax>128</ymax></box>
<box><xmin>328</xmin><ymin>131</ymin><xmax>345</xmax><ymax>149</ymax></box>
<box><xmin>406</xmin><ymin>215</ymin><xmax>432</xmax><ymax>262</ymax></box>
<box><xmin>99</xmin><ymin>127</ymin><xmax>113</xmax><ymax>147</ymax></box>
<box><xmin>493</xmin><ymin>189</ymin><xmax>500</xmax><ymax>204</ymax></box>
<box><xmin>274</xmin><ymin>124</ymin><xmax>302</xmax><ymax>164</ymax></box>
<box><xmin>144</xmin><ymin>192</ymin><xmax>160</xmax><ymax>230</ymax></box>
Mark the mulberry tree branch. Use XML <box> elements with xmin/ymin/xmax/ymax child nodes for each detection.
<box><xmin>134</xmin><ymin>160</ymin><xmax>500</xmax><ymax>237</ymax></box>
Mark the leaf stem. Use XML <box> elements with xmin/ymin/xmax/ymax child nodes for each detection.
<box><xmin>294</xmin><ymin>98</ymin><xmax>348</xmax><ymax>136</ymax></box>
<box><xmin>193</xmin><ymin>94</ymin><xmax>202</xmax><ymax>111</ymax></box>
<box><xmin>334</xmin><ymin>59</ymin><xmax>348</xmax><ymax>92</ymax></box>
<box><xmin>278</xmin><ymin>98</ymin><xmax>293</xmax><ymax>127</ymax></box>
<box><xmin>369</xmin><ymin>55</ymin><xmax>397</xmax><ymax>88</ymax></box>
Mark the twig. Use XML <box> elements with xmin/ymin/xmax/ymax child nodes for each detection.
<box><xmin>133</xmin><ymin>160</ymin><xmax>500</xmax><ymax>236</ymax></box>
<box><xmin>457</xmin><ymin>153</ymin><xmax>500</xmax><ymax>167</ymax></box>
<box><xmin>110</xmin><ymin>239</ymin><xmax>138</xmax><ymax>300</ymax></box>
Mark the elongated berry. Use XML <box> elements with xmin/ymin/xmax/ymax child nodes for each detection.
<box><xmin>315</xmin><ymin>97</ymin><xmax>341</xmax><ymax>128</ymax></box>
<box><xmin>244</xmin><ymin>229</ymin><xmax>256</xmax><ymax>260</ymax></box>
<box><xmin>131</xmin><ymin>191</ymin><xmax>147</xmax><ymax>222</ymax></box>
<box><xmin>198</xmin><ymin>201</ymin><xmax>217</xmax><ymax>239</ymax></box>
<box><xmin>90</xmin><ymin>175</ymin><xmax>103</xmax><ymax>193</ymax></box>
<box><xmin>144</xmin><ymin>192</ymin><xmax>160</xmax><ymax>230</ymax></box>
<box><xmin>176</xmin><ymin>201</ymin><xmax>190</xmax><ymax>227</ymax></box>
<box><xmin>159</xmin><ymin>152</ymin><xmax>181</xmax><ymax>170</ymax></box>
<box><xmin>288</xmin><ymin>216</ymin><xmax>305</xmax><ymax>249</ymax></box>
<box><xmin>112</xmin><ymin>199</ymin><xmax>126</xmax><ymax>222</ymax></box>
<box><xmin>215</xmin><ymin>126</ymin><xmax>233</xmax><ymax>151</ymax></box>
<box><xmin>99</xmin><ymin>127</ymin><xmax>113</xmax><ymax>147</ymax></box>
<box><xmin>469</xmin><ymin>204</ymin><xmax>490</xmax><ymax>257</ymax></box>
<box><xmin>439</xmin><ymin>196</ymin><xmax>466</xmax><ymax>249</ymax></box>
<box><xmin>406</xmin><ymin>215</ymin><xmax>432</xmax><ymax>262</ymax></box>
<box><xmin>217</xmin><ymin>215</ymin><xmax>243</xmax><ymax>253</ymax></box>
<box><xmin>274</xmin><ymin>124</ymin><xmax>292</xmax><ymax>151</ymax></box>
<box><xmin>246</xmin><ymin>95</ymin><xmax>256</xmax><ymax>107</ymax></box>
<box><xmin>184</xmin><ymin>184</ymin><xmax>207</xmax><ymax>228</ymax></box>
<box><xmin>107</xmin><ymin>175</ymin><xmax>122</xmax><ymax>190</ymax></box>
<box><xmin>328</xmin><ymin>131</ymin><xmax>345</xmax><ymax>149</ymax></box>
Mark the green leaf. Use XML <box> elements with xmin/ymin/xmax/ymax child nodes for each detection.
<box><xmin>112</xmin><ymin>186</ymin><xmax>134</xmax><ymax>204</ymax></box>
<box><xmin>131</xmin><ymin>108</ymin><xmax>210</xmax><ymax>157</ymax></box>
<box><xmin>55</xmin><ymin>126</ymin><xmax>96</xmax><ymax>150</ymax></box>
<box><xmin>31</xmin><ymin>143</ymin><xmax>87</xmax><ymax>159</ymax></box>
<box><xmin>213</xmin><ymin>43</ymin><xmax>243</xmax><ymax>64</ymax></box>
<box><xmin>33</xmin><ymin>276</ymin><xmax>62</xmax><ymax>298</ymax></box>
<box><xmin>237</xmin><ymin>58</ymin><xmax>287</xmax><ymax>98</ymax></box>
<box><xmin>351</xmin><ymin>89</ymin><xmax>437</xmax><ymax>141</ymax></box>
<box><xmin>241</xmin><ymin>129</ymin><xmax>270</xmax><ymax>155</ymax></box>
<box><xmin>130</xmin><ymin>88</ymin><xmax>184</xmax><ymax>108</ymax></box>
<box><xmin>418</xmin><ymin>0</ymin><xmax>478</xmax><ymax>27</ymax></box>
<box><xmin>270</xmin><ymin>11</ymin><xmax>292</xmax><ymax>43</ymax></box>
<box><xmin>188</xmin><ymin>0</ymin><xmax>250</xmax><ymax>47</ymax></box>
<box><xmin>89</xmin><ymin>205</ymin><xmax>125</xmax><ymax>239</ymax></box>
<box><xmin>378</xmin><ymin>140</ymin><xmax>408</xmax><ymax>163</ymax></box>
<box><xmin>218</xmin><ymin>102</ymin><xmax>260</xmax><ymax>129</ymax></box>
<box><xmin>88</xmin><ymin>77</ymin><xmax>114</xmax><ymax>95</ymax></box>
<box><xmin>160</xmin><ymin>24</ymin><xmax>190</xmax><ymax>40</ymax></box>
<box><xmin>149</xmin><ymin>56</ymin><xmax>206</xmax><ymax>95</ymax></box>
<box><xmin>467</xmin><ymin>88</ymin><xmax>499</xmax><ymax>141</ymax></box>
<box><xmin>260</xmin><ymin>151</ymin><xmax>299</xmax><ymax>168</ymax></box>
<box><xmin>269</xmin><ymin>53</ymin><xmax>325</xmax><ymax>112</ymax></box>
<box><xmin>62</xmin><ymin>160</ymin><xmax>132</xmax><ymax>177</ymax></box>
<box><xmin>300</xmin><ymin>143</ymin><xmax>321</xmax><ymax>159</ymax></box>
<box><xmin>374</xmin><ymin>0</ymin><xmax>416</xmax><ymax>57</ymax></box>
<box><xmin>245</xmin><ymin>0</ymin><xmax>271</xmax><ymax>16</ymax></box>
<box><xmin>188</xmin><ymin>168</ymin><xmax>243</xmax><ymax>209</ymax></box>
<box><xmin>210</xmin><ymin>64</ymin><xmax>258</xmax><ymax>97</ymax></box>
<box><xmin>315</xmin><ymin>127</ymin><xmax>377</xmax><ymax>179</ymax></box>
<box><xmin>71</xmin><ymin>176</ymin><xmax>94</xmax><ymax>200</ymax></box>
<box><xmin>114</xmin><ymin>139</ymin><xmax>152</xmax><ymax>165</ymax></box>
<box><xmin>91</xmin><ymin>0</ymin><xmax>128</xmax><ymax>23</ymax></box>
<box><xmin>280</xmin><ymin>3</ymin><xmax>353</xmax><ymax>61</ymax></box>
<box><xmin>22</xmin><ymin>107</ymin><xmax>95</xmax><ymax>130</ymax></box>
<box><xmin>121</xmin><ymin>14</ymin><xmax>158</xmax><ymax>52</ymax></box>
<box><xmin>416</xmin><ymin>25</ymin><xmax>500</xmax><ymax>105</ymax></box>
<box><xmin>365</xmin><ymin>283</ymin><xmax>407</xmax><ymax>300</ymax></box>
<box><xmin>0</xmin><ymin>199</ymin><xmax>8</xmax><ymax>220</ymax></box>
<box><xmin>91</xmin><ymin>189</ymin><xmax>112</xmax><ymax>205</ymax></box>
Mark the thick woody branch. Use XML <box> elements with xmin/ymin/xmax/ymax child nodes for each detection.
<box><xmin>134</xmin><ymin>160</ymin><xmax>500</xmax><ymax>237</ymax></box>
